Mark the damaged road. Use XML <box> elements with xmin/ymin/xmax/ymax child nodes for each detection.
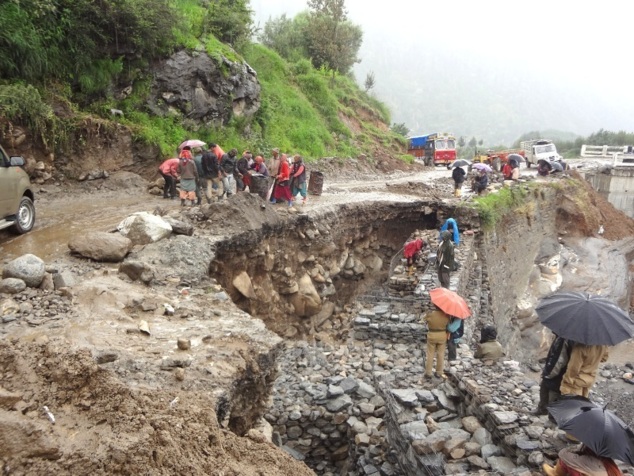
<box><xmin>1</xmin><ymin>161</ymin><xmax>633</xmax><ymax>475</ymax></box>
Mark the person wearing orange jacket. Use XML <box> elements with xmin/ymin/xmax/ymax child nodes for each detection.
<box><xmin>159</xmin><ymin>157</ymin><xmax>179</xmax><ymax>199</ymax></box>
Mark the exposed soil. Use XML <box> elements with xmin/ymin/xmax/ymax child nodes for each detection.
<box><xmin>0</xmin><ymin>339</ymin><xmax>313</xmax><ymax>476</ymax></box>
<box><xmin>557</xmin><ymin>171</ymin><xmax>634</xmax><ymax>241</ymax></box>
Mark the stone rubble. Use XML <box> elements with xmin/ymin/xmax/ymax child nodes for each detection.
<box><xmin>266</xmin><ymin>229</ymin><xmax>634</xmax><ymax>475</ymax></box>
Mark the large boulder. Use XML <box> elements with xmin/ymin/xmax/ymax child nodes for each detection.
<box><xmin>147</xmin><ymin>50</ymin><xmax>260</xmax><ymax>125</ymax></box>
<box><xmin>233</xmin><ymin>271</ymin><xmax>256</xmax><ymax>300</ymax></box>
<box><xmin>289</xmin><ymin>274</ymin><xmax>322</xmax><ymax>317</ymax></box>
<box><xmin>2</xmin><ymin>254</ymin><xmax>46</xmax><ymax>288</ymax></box>
<box><xmin>117</xmin><ymin>212</ymin><xmax>172</xmax><ymax>245</ymax></box>
<box><xmin>68</xmin><ymin>232</ymin><xmax>133</xmax><ymax>262</ymax></box>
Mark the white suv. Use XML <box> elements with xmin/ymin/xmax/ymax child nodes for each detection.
<box><xmin>0</xmin><ymin>144</ymin><xmax>35</xmax><ymax>233</ymax></box>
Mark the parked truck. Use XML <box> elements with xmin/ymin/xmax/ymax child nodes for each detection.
<box><xmin>473</xmin><ymin>148</ymin><xmax>526</xmax><ymax>172</ymax></box>
<box><xmin>521</xmin><ymin>139</ymin><xmax>562</xmax><ymax>167</ymax></box>
<box><xmin>407</xmin><ymin>132</ymin><xmax>457</xmax><ymax>166</ymax></box>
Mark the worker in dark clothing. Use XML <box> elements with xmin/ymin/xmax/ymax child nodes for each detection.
<box><xmin>451</xmin><ymin>166</ymin><xmax>466</xmax><ymax>197</ymax></box>
<box><xmin>474</xmin><ymin>170</ymin><xmax>488</xmax><ymax>195</ymax></box>
<box><xmin>201</xmin><ymin>149</ymin><xmax>220</xmax><ymax>203</ymax></box>
<box><xmin>436</xmin><ymin>230</ymin><xmax>454</xmax><ymax>288</ymax></box>
<box><xmin>534</xmin><ymin>334</ymin><xmax>573</xmax><ymax>415</ymax></box>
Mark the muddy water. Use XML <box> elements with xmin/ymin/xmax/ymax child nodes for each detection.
<box><xmin>0</xmin><ymin>192</ymin><xmax>176</xmax><ymax>261</ymax></box>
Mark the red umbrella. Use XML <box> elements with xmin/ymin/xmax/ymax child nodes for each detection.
<box><xmin>429</xmin><ymin>288</ymin><xmax>471</xmax><ymax>319</ymax></box>
<box><xmin>178</xmin><ymin>139</ymin><xmax>206</xmax><ymax>151</ymax></box>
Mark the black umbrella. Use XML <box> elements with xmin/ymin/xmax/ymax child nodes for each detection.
<box><xmin>548</xmin><ymin>397</ymin><xmax>634</xmax><ymax>465</ymax></box>
<box><xmin>536</xmin><ymin>292</ymin><xmax>634</xmax><ymax>345</ymax></box>
<box><xmin>507</xmin><ymin>154</ymin><xmax>523</xmax><ymax>167</ymax></box>
<box><xmin>451</xmin><ymin>159</ymin><xmax>471</xmax><ymax>168</ymax></box>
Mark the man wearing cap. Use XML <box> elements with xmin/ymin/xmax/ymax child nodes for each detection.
<box><xmin>267</xmin><ymin>148</ymin><xmax>281</xmax><ymax>178</ymax></box>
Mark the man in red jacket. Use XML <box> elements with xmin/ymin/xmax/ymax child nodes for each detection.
<box><xmin>159</xmin><ymin>157</ymin><xmax>179</xmax><ymax>199</ymax></box>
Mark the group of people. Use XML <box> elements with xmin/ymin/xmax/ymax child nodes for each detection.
<box><xmin>535</xmin><ymin>334</ymin><xmax>623</xmax><ymax>476</ymax></box>
<box><xmin>158</xmin><ymin>145</ymin><xmax>309</xmax><ymax>207</ymax></box>
<box><xmin>409</xmin><ymin>218</ymin><xmax>623</xmax><ymax>476</ymax></box>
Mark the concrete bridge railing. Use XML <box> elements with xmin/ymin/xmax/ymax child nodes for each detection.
<box><xmin>580</xmin><ymin>144</ymin><xmax>632</xmax><ymax>158</ymax></box>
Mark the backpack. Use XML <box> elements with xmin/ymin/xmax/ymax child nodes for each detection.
<box><xmin>450</xmin><ymin>319</ymin><xmax>464</xmax><ymax>340</ymax></box>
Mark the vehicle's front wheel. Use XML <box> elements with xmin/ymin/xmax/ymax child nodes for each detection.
<box><xmin>12</xmin><ymin>196</ymin><xmax>35</xmax><ymax>234</ymax></box>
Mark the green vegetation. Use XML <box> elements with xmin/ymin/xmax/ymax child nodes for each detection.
<box><xmin>473</xmin><ymin>185</ymin><xmax>530</xmax><ymax>229</ymax></box>
<box><xmin>0</xmin><ymin>0</ymin><xmax>402</xmax><ymax>163</ymax></box>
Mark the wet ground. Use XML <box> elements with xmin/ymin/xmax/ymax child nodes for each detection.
<box><xmin>0</xmin><ymin>167</ymin><xmax>453</xmax><ymax>262</ymax></box>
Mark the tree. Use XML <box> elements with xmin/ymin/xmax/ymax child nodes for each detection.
<box><xmin>258</xmin><ymin>13</ymin><xmax>309</xmax><ymax>61</ymax></box>
<box><xmin>478</xmin><ymin>139</ymin><xmax>484</xmax><ymax>146</ymax></box>
<box><xmin>205</xmin><ymin>0</ymin><xmax>254</xmax><ymax>50</ymax></box>
<box><xmin>304</xmin><ymin>0</ymin><xmax>362</xmax><ymax>77</ymax></box>
<box><xmin>364</xmin><ymin>71</ymin><xmax>375</xmax><ymax>92</ymax></box>
<box><xmin>391</xmin><ymin>123</ymin><xmax>409</xmax><ymax>137</ymax></box>
<box><xmin>468</xmin><ymin>137</ymin><xmax>477</xmax><ymax>147</ymax></box>
<box><xmin>458</xmin><ymin>136</ymin><xmax>466</xmax><ymax>147</ymax></box>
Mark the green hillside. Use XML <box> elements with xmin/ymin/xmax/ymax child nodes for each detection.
<box><xmin>0</xmin><ymin>0</ymin><xmax>403</xmax><ymax>164</ymax></box>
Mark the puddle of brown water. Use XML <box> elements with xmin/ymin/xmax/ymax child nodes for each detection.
<box><xmin>0</xmin><ymin>193</ymin><xmax>178</xmax><ymax>261</ymax></box>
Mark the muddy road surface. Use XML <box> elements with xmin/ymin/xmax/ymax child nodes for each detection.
<box><xmin>0</xmin><ymin>167</ymin><xmax>455</xmax><ymax>262</ymax></box>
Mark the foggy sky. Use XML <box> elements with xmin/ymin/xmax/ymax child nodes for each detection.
<box><xmin>251</xmin><ymin>0</ymin><xmax>634</xmax><ymax>141</ymax></box>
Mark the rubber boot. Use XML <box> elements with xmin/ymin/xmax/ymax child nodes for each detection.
<box><xmin>207</xmin><ymin>197</ymin><xmax>212</xmax><ymax>204</ymax></box>
<box><xmin>408</xmin><ymin>266</ymin><xmax>414</xmax><ymax>276</ymax></box>
<box><xmin>180</xmin><ymin>199</ymin><xmax>186</xmax><ymax>207</ymax></box>
<box><xmin>456</xmin><ymin>188</ymin><xmax>462</xmax><ymax>197</ymax></box>
<box><xmin>542</xmin><ymin>462</ymin><xmax>565</xmax><ymax>476</ymax></box>
<box><xmin>197</xmin><ymin>197</ymin><xmax>202</xmax><ymax>206</ymax></box>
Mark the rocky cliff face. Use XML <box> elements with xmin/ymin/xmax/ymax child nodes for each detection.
<box><xmin>1</xmin><ymin>50</ymin><xmax>261</xmax><ymax>182</ymax></box>
<box><xmin>148</xmin><ymin>50</ymin><xmax>261</xmax><ymax>127</ymax></box>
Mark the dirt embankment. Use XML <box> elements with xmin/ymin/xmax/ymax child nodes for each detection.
<box><xmin>556</xmin><ymin>171</ymin><xmax>634</xmax><ymax>241</ymax></box>
<box><xmin>0</xmin><ymin>339</ymin><xmax>314</xmax><ymax>476</ymax></box>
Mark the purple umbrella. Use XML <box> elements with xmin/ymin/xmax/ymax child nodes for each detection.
<box><xmin>472</xmin><ymin>163</ymin><xmax>492</xmax><ymax>173</ymax></box>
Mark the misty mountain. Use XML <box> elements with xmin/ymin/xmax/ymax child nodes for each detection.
<box><xmin>353</xmin><ymin>36</ymin><xmax>630</xmax><ymax>146</ymax></box>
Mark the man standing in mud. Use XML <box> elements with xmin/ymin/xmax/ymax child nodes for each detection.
<box><xmin>436</xmin><ymin>230</ymin><xmax>454</xmax><ymax>288</ymax></box>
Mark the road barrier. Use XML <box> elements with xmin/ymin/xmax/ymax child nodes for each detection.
<box><xmin>580</xmin><ymin>144</ymin><xmax>633</xmax><ymax>158</ymax></box>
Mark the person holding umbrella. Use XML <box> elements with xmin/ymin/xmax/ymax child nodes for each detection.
<box><xmin>451</xmin><ymin>165</ymin><xmax>466</xmax><ymax>197</ymax></box>
<box><xmin>424</xmin><ymin>288</ymin><xmax>471</xmax><ymax>379</ymax></box>
<box><xmin>544</xmin><ymin>446</ymin><xmax>623</xmax><ymax>476</ymax></box>
<box><xmin>474</xmin><ymin>168</ymin><xmax>488</xmax><ymax>195</ymax></box>
<box><xmin>544</xmin><ymin>397</ymin><xmax>631</xmax><ymax>475</ymax></box>
<box><xmin>536</xmin><ymin>292</ymin><xmax>634</xmax><ymax>398</ymax></box>
<box><xmin>560</xmin><ymin>343</ymin><xmax>609</xmax><ymax>398</ymax></box>
<box><xmin>422</xmin><ymin>304</ymin><xmax>450</xmax><ymax>380</ymax></box>
<box><xmin>534</xmin><ymin>334</ymin><xmax>573</xmax><ymax>416</ymax></box>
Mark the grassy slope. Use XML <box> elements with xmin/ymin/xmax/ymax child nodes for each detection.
<box><xmin>0</xmin><ymin>0</ymin><xmax>405</xmax><ymax>163</ymax></box>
